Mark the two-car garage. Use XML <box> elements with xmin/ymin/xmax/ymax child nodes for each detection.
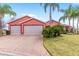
<box><xmin>8</xmin><ymin>16</ymin><xmax>45</xmax><ymax>35</ymax></box>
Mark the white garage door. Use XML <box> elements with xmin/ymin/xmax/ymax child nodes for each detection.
<box><xmin>11</xmin><ymin>26</ymin><xmax>21</xmax><ymax>35</ymax></box>
<box><xmin>24</xmin><ymin>26</ymin><xmax>43</xmax><ymax>35</ymax></box>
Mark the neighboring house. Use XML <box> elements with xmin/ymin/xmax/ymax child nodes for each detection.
<box><xmin>46</xmin><ymin>20</ymin><xmax>73</xmax><ymax>32</ymax></box>
<box><xmin>8</xmin><ymin>16</ymin><xmax>45</xmax><ymax>35</ymax></box>
<box><xmin>62</xmin><ymin>24</ymin><xmax>73</xmax><ymax>32</ymax></box>
<box><xmin>45</xmin><ymin>20</ymin><xmax>60</xmax><ymax>27</ymax></box>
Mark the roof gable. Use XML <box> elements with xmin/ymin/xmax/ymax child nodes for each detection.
<box><xmin>23</xmin><ymin>18</ymin><xmax>45</xmax><ymax>25</ymax></box>
<box><xmin>8</xmin><ymin>16</ymin><xmax>32</xmax><ymax>25</ymax></box>
<box><xmin>8</xmin><ymin>15</ymin><xmax>45</xmax><ymax>26</ymax></box>
<box><xmin>47</xmin><ymin>20</ymin><xmax>60</xmax><ymax>24</ymax></box>
<box><xmin>46</xmin><ymin>20</ymin><xmax>60</xmax><ymax>26</ymax></box>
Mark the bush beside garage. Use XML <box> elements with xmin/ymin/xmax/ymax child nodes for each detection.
<box><xmin>0</xmin><ymin>29</ymin><xmax>10</xmax><ymax>36</ymax></box>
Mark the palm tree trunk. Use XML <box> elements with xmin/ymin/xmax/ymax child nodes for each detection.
<box><xmin>69</xmin><ymin>19</ymin><xmax>70</xmax><ymax>26</ymax></box>
<box><xmin>69</xmin><ymin>18</ymin><xmax>71</xmax><ymax>32</ymax></box>
<box><xmin>49</xmin><ymin>4</ymin><xmax>52</xmax><ymax>27</ymax></box>
<box><xmin>49</xmin><ymin>5</ymin><xmax>52</xmax><ymax>21</ymax></box>
<box><xmin>73</xmin><ymin>18</ymin><xmax>75</xmax><ymax>33</ymax></box>
<box><xmin>77</xmin><ymin>18</ymin><xmax>79</xmax><ymax>34</ymax></box>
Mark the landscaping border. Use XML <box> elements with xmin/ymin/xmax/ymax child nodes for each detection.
<box><xmin>43</xmin><ymin>40</ymin><xmax>52</xmax><ymax>56</ymax></box>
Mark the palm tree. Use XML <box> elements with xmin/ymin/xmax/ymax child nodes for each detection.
<box><xmin>59</xmin><ymin>4</ymin><xmax>72</xmax><ymax>26</ymax></box>
<box><xmin>59</xmin><ymin>4</ymin><xmax>75</xmax><ymax>32</ymax></box>
<box><xmin>40</xmin><ymin>3</ymin><xmax>59</xmax><ymax>26</ymax></box>
<box><xmin>0</xmin><ymin>4</ymin><xmax>16</xmax><ymax>29</ymax></box>
<box><xmin>73</xmin><ymin>7</ymin><xmax>79</xmax><ymax>34</ymax></box>
<box><xmin>68</xmin><ymin>7</ymin><xmax>79</xmax><ymax>33</ymax></box>
<box><xmin>77</xmin><ymin>17</ymin><xmax>79</xmax><ymax>33</ymax></box>
<box><xmin>71</xmin><ymin>8</ymin><xmax>77</xmax><ymax>33</ymax></box>
<box><xmin>77</xmin><ymin>14</ymin><xmax>79</xmax><ymax>34</ymax></box>
<box><xmin>59</xmin><ymin>6</ymin><xmax>79</xmax><ymax>33</ymax></box>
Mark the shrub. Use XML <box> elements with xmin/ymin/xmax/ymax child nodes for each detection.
<box><xmin>0</xmin><ymin>29</ymin><xmax>3</xmax><ymax>36</ymax></box>
<box><xmin>52</xmin><ymin>25</ymin><xmax>64</xmax><ymax>37</ymax></box>
<box><xmin>42</xmin><ymin>25</ymin><xmax>64</xmax><ymax>38</ymax></box>
<box><xmin>6</xmin><ymin>30</ymin><xmax>10</xmax><ymax>35</ymax></box>
<box><xmin>42</xmin><ymin>26</ymin><xmax>53</xmax><ymax>38</ymax></box>
<box><xmin>1</xmin><ymin>30</ymin><xmax>10</xmax><ymax>36</ymax></box>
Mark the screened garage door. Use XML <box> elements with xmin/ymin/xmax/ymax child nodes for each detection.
<box><xmin>24</xmin><ymin>26</ymin><xmax>43</xmax><ymax>35</ymax></box>
<box><xmin>11</xmin><ymin>26</ymin><xmax>21</xmax><ymax>35</ymax></box>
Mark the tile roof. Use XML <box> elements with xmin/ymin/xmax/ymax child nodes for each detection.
<box><xmin>8</xmin><ymin>15</ymin><xmax>45</xmax><ymax>26</ymax></box>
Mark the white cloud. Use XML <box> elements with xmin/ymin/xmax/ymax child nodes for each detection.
<box><xmin>5</xmin><ymin>15</ymin><xmax>13</xmax><ymax>18</ymax></box>
<box><xmin>21</xmin><ymin>13</ymin><xmax>26</xmax><ymax>16</ymax></box>
<box><xmin>14</xmin><ymin>13</ymin><xmax>26</xmax><ymax>20</ymax></box>
<box><xmin>27</xmin><ymin>14</ymin><xmax>39</xmax><ymax>19</ymax></box>
<box><xmin>15</xmin><ymin>13</ymin><xmax>39</xmax><ymax>20</ymax></box>
<box><xmin>17</xmin><ymin>13</ymin><xmax>39</xmax><ymax>19</ymax></box>
<box><xmin>10</xmin><ymin>15</ymin><xmax>14</xmax><ymax>18</ymax></box>
<box><xmin>5</xmin><ymin>15</ymin><xmax>8</xmax><ymax>17</ymax></box>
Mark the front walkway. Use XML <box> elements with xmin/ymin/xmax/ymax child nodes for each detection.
<box><xmin>0</xmin><ymin>35</ymin><xmax>49</xmax><ymax>56</ymax></box>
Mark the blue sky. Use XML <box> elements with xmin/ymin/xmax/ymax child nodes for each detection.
<box><xmin>3</xmin><ymin>3</ymin><xmax>69</xmax><ymax>22</ymax></box>
<box><xmin>2</xmin><ymin>3</ymin><xmax>79</xmax><ymax>28</ymax></box>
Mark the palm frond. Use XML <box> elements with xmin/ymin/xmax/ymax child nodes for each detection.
<box><xmin>69</xmin><ymin>4</ymin><xmax>72</xmax><ymax>10</ymax></box>
<box><xmin>2</xmin><ymin>4</ymin><xmax>12</xmax><ymax>10</ymax></box>
<box><xmin>8</xmin><ymin>10</ymin><xmax>16</xmax><ymax>16</ymax></box>
<box><xmin>40</xmin><ymin>3</ymin><xmax>49</xmax><ymax>13</ymax></box>
<box><xmin>40</xmin><ymin>3</ymin><xmax>42</xmax><ymax>6</ymax></box>
<box><xmin>59</xmin><ymin>16</ymin><xmax>67</xmax><ymax>22</ymax></box>
<box><xmin>0</xmin><ymin>4</ymin><xmax>16</xmax><ymax>17</ymax></box>
<box><xmin>59</xmin><ymin>9</ymin><xmax>65</xmax><ymax>12</ymax></box>
<box><xmin>44</xmin><ymin>3</ymin><xmax>49</xmax><ymax>13</ymax></box>
<box><xmin>51</xmin><ymin>3</ymin><xmax>59</xmax><ymax>11</ymax></box>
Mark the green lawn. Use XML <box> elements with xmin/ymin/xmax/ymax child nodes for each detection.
<box><xmin>43</xmin><ymin>34</ymin><xmax>79</xmax><ymax>56</ymax></box>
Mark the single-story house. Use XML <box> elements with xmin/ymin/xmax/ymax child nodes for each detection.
<box><xmin>8</xmin><ymin>16</ymin><xmax>45</xmax><ymax>35</ymax></box>
<box><xmin>45</xmin><ymin>20</ymin><xmax>60</xmax><ymax>27</ymax></box>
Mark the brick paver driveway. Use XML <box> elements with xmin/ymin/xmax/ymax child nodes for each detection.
<box><xmin>0</xmin><ymin>35</ymin><xmax>49</xmax><ymax>56</ymax></box>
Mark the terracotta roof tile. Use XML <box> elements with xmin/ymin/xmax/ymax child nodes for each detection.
<box><xmin>8</xmin><ymin>16</ymin><xmax>32</xmax><ymax>25</ymax></box>
<box><xmin>46</xmin><ymin>20</ymin><xmax>60</xmax><ymax>26</ymax></box>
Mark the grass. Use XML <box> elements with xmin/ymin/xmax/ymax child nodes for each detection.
<box><xmin>43</xmin><ymin>34</ymin><xmax>79</xmax><ymax>56</ymax></box>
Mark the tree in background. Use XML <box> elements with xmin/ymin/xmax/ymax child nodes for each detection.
<box><xmin>59</xmin><ymin>4</ymin><xmax>73</xmax><ymax>32</ymax></box>
<box><xmin>0</xmin><ymin>4</ymin><xmax>16</xmax><ymax>36</ymax></box>
<box><xmin>0</xmin><ymin>4</ymin><xmax>16</xmax><ymax>29</ymax></box>
<box><xmin>40</xmin><ymin>3</ymin><xmax>59</xmax><ymax>26</ymax></box>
